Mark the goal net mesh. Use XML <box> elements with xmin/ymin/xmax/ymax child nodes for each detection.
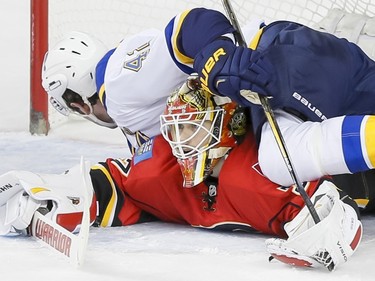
<box><xmin>47</xmin><ymin>0</ymin><xmax>375</xmax><ymax>128</ymax></box>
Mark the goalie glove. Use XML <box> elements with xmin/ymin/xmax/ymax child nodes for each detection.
<box><xmin>0</xmin><ymin>162</ymin><xmax>97</xmax><ymax>235</ymax></box>
<box><xmin>266</xmin><ymin>180</ymin><xmax>362</xmax><ymax>271</ymax></box>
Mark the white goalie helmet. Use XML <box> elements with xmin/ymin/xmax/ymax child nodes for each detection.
<box><xmin>160</xmin><ymin>76</ymin><xmax>247</xmax><ymax>188</ymax></box>
<box><xmin>41</xmin><ymin>31</ymin><xmax>116</xmax><ymax>128</ymax></box>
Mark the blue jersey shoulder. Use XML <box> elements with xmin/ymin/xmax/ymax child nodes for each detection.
<box><xmin>165</xmin><ymin>8</ymin><xmax>235</xmax><ymax>73</ymax></box>
<box><xmin>95</xmin><ymin>48</ymin><xmax>116</xmax><ymax>92</ymax></box>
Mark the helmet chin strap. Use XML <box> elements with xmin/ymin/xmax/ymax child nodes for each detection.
<box><xmin>208</xmin><ymin>147</ymin><xmax>231</xmax><ymax>159</ymax></box>
<box><xmin>81</xmin><ymin>113</ymin><xmax>117</xmax><ymax>128</ymax></box>
<box><xmin>206</xmin><ymin>147</ymin><xmax>231</xmax><ymax>178</ymax></box>
<box><xmin>49</xmin><ymin>93</ymin><xmax>117</xmax><ymax>128</ymax></box>
<box><xmin>75</xmin><ymin>101</ymin><xmax>117</xmax><ymax>129</ymax></box>
<box><xmin>210</xmin><ymin>156</ymin><xmax>226</xmax><ymax>178</ymax></box>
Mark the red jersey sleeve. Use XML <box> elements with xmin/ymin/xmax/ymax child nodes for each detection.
<box><xmin>90</xmin><ymin>158</ymin><xmax>157</xmax><ymax>227</ymax></box>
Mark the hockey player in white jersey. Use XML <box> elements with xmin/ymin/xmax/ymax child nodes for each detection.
<box><xmin>42</xmin><ymin>7</ymin><xmax>375</xmax><ymax>203</ymax></box>
<box><xmin>41</xmin><ymin>9</ymin><xmax>261</xmax><ymax>153</ymax></box>
<box><xmin>42</xmin><ymin>30</ymin><xmax>187</xmax><ymax>153</ymax></box>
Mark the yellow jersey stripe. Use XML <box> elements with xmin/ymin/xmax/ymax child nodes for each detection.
<box><xmin>365</xmin><ymin>116</ymin><xmax>375</xmax><ymax>167</ymax></box>
<box><xmin>249</xmin><ymin>27</ymin><xmax>264</xmax><ymax>50</ymax></box>
<box><xmin>172</xmin><ymin>10</ymin><xmax>194</xmax><ymax>65</ymax></box>
<box><xmin>91</xmin><ymin>164</ymin><xmax>117</xmax><ymax>227</ymax></box>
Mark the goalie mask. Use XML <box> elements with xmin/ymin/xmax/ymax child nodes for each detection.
<box><xmin>160</xmin><ymin>76</ymin><xmax>247</xmax><ymax>188</ymax></box>
<box><xmin>42</xmin><ymin>31</ymin><xmax>116</xmax><ymax>128</ymax></box>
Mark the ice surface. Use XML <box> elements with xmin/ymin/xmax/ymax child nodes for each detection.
<box><xmin>0</xmin><ymin>1</ymin><xmax>374</xmax><ymax>280</ymax></box>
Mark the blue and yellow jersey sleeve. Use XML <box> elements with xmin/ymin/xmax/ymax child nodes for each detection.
<box><xmin>341</xmin><ymin>115</ymin><xmax>375</xmax><ymax>173</ymax></box>
<box><xmin>95</xmin><ymin>48</ymin><xmax>116</xmax><ymax>110</ymax></box>
<box><xmin>164</xmin><ymin>8</ymin><xmax>235</xmax><ymax>74</ymax></box>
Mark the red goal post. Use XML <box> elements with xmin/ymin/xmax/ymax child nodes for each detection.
<box><xmin>30</xmin><ymin>0</ymin><xmax>48</xmax><ymax>135</ymax></box>
<box><xmin>30</xmin><ymin>0</ymin><xmax>375</xmax><ymax>135</ymax></box>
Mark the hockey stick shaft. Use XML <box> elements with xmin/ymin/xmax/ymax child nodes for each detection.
<box><xmin>221</xmin><ymin>0</ymin><xmax>320</xmax><ymax>224</ymax></box>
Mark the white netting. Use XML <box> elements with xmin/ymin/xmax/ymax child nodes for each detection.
<box><xmin>47</xmin><ymin>0</ymin><xmax>375</xmax><ymax>128</ymax></box>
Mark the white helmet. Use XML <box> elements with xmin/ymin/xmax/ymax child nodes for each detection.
<box><xmin>42</xmin><ymin>31</ymin><xmax>116</xmax><ymax>127</ymax></box>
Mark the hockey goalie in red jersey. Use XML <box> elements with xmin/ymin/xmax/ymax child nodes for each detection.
<box><xmin>0</xmin><ymin>77</ymin><xmax>363</xmax><ymax>271</ymax></box>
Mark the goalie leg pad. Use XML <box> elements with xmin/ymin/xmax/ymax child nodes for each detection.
<box><xmin>0</xmin><ymin>171</ymin><xmax>46</xmax><ymax>235</ymax></box>
<box><xmin>19</xmin><ymin>163</ymin><xmax>97</xmax><ymax>233</ymax></box>
<box><xmin>7</xmin><ymin>191</ymin><xmax>44</xmax><ymax>232</ymax></box>
<box><xmin>0</xmin><ymin>162</ymin><xmax>97</xmax><ymax>235</ymax></box>
<box><xmin>0</xmin><ymin>171</ymin><xmax>25</xmax><ymax>205</ymax></box>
